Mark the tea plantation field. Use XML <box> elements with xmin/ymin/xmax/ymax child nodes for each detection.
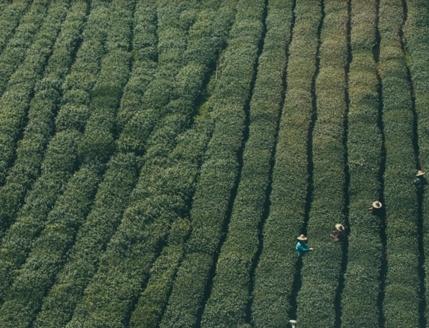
<box><xmin>0</xmin><ymin>0</ymin><xmax>428</xmax><ymax>327</ymax></box>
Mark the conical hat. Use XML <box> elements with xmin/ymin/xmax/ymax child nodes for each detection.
<box><xmin>372</xmin><ymin>200</ymin><xmax>382</xmax><ymax>209</ymax></box>
<box><xmin>335</xmin><ymin>224</ymin><xmax>344</xmax><ymax>230</ymax></box>
<box><xmin>297</xmin><ymin>234</ymin><xmax>307</xmax><ymax>241</ymax></box>
<box><xmin>417</xmin><ymin>170</ymin><xmax>425</xmax><ymax>177</ymax></box>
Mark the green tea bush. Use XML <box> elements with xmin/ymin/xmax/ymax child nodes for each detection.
<box><xmin>160</xmin><ymin>0</ymin><xmax>267</xmax><ymax>326</ymax></box>
<box><xmin>67</xmin><ymin>1</ymin><xmax>240</xmax><ymax>326</ymax></box>
<box><xmin>380</xmin><ymin>0</ymin><xmax>421</xmax><ymax>326</ymax></box>
<box><xmin>0</xmin><ymin>1</ymin><xmax>32</xmax><ymax>54</ymax></box>
<box><xmin>0</xmin><ymin>0</ymin><xmax>69</xmax><ymax>185</ymax></box>
<box><xmin>404</xmin><ymin>0</ymin><xmax>429</xmax><ymax>321</ymax></box>
<box><xmin>201</xmin><ymin>0</ymin><xmax>294</xmax><ymax>326</ymax></box>
<box><xmin>252</xmin><ymin>1</ymin><xmax>321</xmax><ymax>326</ymax></box>
<box><xmin>341</xmin><ymin>1</ymin><xmax>384</xmax><ymax>326</ymax></box>
<box><xmin>296</xmin><ymin>1</ymin><xmax>348</xmax><ymax>327</ymax></box>
<box><xmin>0</xmin><ymin>0</ymin><xmax>111</xmax><ymax>307</ymax></box>
<box><xmin>0</xmin><ymin>0</ymin><xmax>51</xmax><ymax>97</ymax></box>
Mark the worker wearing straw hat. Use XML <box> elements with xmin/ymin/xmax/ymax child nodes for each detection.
<box><xmin>369</xmin><ymin>200</ymin><xmax>383</xmax><ymax>214</ymax></box>
<box><xmin>414</xmin><ymin>169</ymin><xmax>426</xmax><ymax>190</ymax></box>
<box><xmin>295</xmin><ymin>234</ymin><xmax>313</xmax><ymax>256</ymax></box>
<box><xmin>330</xmin><ymin>223</ymin><xmax>346</xmax><ymax>242</ymax></box>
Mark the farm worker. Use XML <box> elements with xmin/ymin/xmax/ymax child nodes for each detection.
<box><xmin>330</xmin><ymin>223</ymin><xmax>346</xmax><ymax>242</ymax></box>
<box><xmin>414</xmin><ymin>170</ymin><xmax>426</xmax><ymax>190</ymax></box>
<box><xmin>369</xmin><ymin>200</ymin><xmax>382</xmax><ymax>214</ymax></box>
<box><xmin>295</xmin><ymin>234</ymin><xmax>313</xmax><ymax>256</ymax></box>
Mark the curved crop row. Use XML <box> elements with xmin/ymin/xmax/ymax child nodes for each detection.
<box><xmin>115</xmin><ymin>0</ymin><xmax>196</xmax><ymax>141</ymax></box>
<box><xmin>0</xmin><ymin>0</ymin><xmax>112</xmax><ymax>304</ymax></box>
<box><xmin>0</xmin><ymin>0</ymin><xmax>70</xmax><ymax>187</ymax></box>
<box><xmin>404</xmin><ymin>0</ymin><xmax>429</xmax><ymax>322</ymax></box>
<box><xmin>0</xmin><ymin>1</ymin><xmax>89</xmax><ymax>241</ymax></box>
<box><xmin>379</xmin><ymin>0</ymin><xmax>421</xmax><ymax>326</ymax></box>
<box><xmin>158</xmin><ymin>0</ymin><xmax>267</xmax><ymax>326</ymax></box>
<box><xmin>128</xmin><ymin>95</ymin><xmax>218</xmax><ymax>327</ymax></box>
<box><xmin>200</xmin><ymin>0</ymin><xmax>294</xmax><ymax>326</ymax></box>
<box><xmin>0</xmin><ymin>0</ymin><xmax>32</xmax><ymax>55</ymax></box>
<box><xmin>33</xmin><ymin>2</ymin><xmax>160</xmax><ymax>327</ymax></box>
<box><xmin>340</xmin><ymin>0</ymin><xmax>385</xmax><ymax>326</ymax></box>
<box><xmin>67</xmin><ymin>1</ymin><xmax>240</xmax><ymax>326</ymax></box>
<box><xmin>0</xmin><ymin>0</ymin><xmax>52</xmax><ymax>98</ymax></box>
<box><xmin>251</xmin><ymin>1</ymin><xmax>321</xmax><ymax>326</ymax></box>
<box><xmin>296</xmin><ymin>1</ymin><xmax>348</xmax><ymax>327</ymax></box>
<box><xmin>0</xmin><ymin>167</ymin><xmax>101</xmax><ymax>328</ymax></box>
<box><xmin>0</xmin><ymin>2</ymin><xmax>136</xmax><ymax>327</ymax></box>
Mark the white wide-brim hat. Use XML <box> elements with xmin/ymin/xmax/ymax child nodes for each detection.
<box><xmin>372</xmin><ymin>201</ymin><xmax>382</xmax><ymax>209</ymax></box>
<box><xmin>297</xmin><ymin>234</ymin><xmax>307</xmax><ymax>241</ymax></box>
<box><xmin>417</xmin><ymin>170</ymin><xmax>425</xmax><ymax>177</ymax></box>
<box><xmin>335</xmin><ymin>224</ymin><xmax>344</xmax><ymax>230</ymax></box>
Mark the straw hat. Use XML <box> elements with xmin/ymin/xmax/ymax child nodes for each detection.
<box><xmin>297</xmin><ymin>234</ymin><xmax>307</xmax><ymax>241</ymax></box>
<box><xmin>335</xmin><ymin>223</ymin><xmax>344</xmax><ymax>231</ymax></box>
<box><xmin>372</xmin><ymin>200</ymin><xmax>382</xmax><ymax>209</ymax></box>
<box><xmin>417</xmin><ymin>170</ymin><xmax>425</xmax><ymax>177</ymax></box>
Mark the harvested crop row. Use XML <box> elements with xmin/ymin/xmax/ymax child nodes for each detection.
<box><xmin>67</xmin><ymin>1</ymin><xmax>240</xmax><ymax>326</ymax></box>
<box><xmin>404</xmin><ymin>0</ymin><xmax>429</xmax><ymax>323</ymax></box>
<box><xmin>251</xmin><ymin>1</ymin><xmax>321</xmax><ymax>326</ymax></box>
<box><xmin>0</xmin><ymin>0</ymin><xmax>52</xmax><ymax>98</ymax></box>
<box><xmin>0</xmin><ymin>0</ymin><xmax>32</xmax><ymax>55</ymax></box>
<box><xmin>379</xmin><ymin>0</ymin><xmax>421</xmax><ymax>326</ymax></box>
<box><xmin>199</xmin><ymin>0</ymin><xmax>294</xmax><ymax>326</ymax></box>
<box><xmin>0</xmin><ymin>1</ymin><xmax>89</xmax><ymax>243</ymax></box>
<box><xmin>158</xmin><ymin>0</ymin><xmax>267</xmax><ymax>326</ymax></box>
<box><xmin>0</xmin><ymin>0</ymin><xmax>71</xmax><ymax>191</ymax></box>
<box><xmin>0</xmin><ymin>0</ymin><xmax>112</xmax><ymax>304</ymax></box>
<box><xmin>340</xmin><ymin>0</ymin><xmax>385</xmax><ymax>326</ymax></box>
<box><xmin>296</xmin><ymin>0</ymin><xmax>349</xmax><ymax>326</ymax></box>
<box><xmin>0</xmin><ymin>2</ymin><xmax>136</xmax><ymax>327</ymax></box>
<box><xmin>33</xmin><ymin>3</ymin><xmax>159</xmax><ymax>327</ymax></box>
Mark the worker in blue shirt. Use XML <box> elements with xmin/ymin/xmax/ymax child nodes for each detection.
<box><xmin>295</xmin><ymin>234</ymin><xmax>313</xmax><ymax>256</ymax></box>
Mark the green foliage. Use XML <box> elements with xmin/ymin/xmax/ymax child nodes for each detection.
<box><xmin>0</xmin><ymin>0</ymin><xmax>69</xmax><ymax>185</ymax></box>
<box><xmin>67</xmin><ymin>1</ymin><xmax>240</xmax><ymax>326</ymax></box>
<box><xmin>160</xmin><ymin>0</ymin><xmax>266</xmax><ymax>326</ymax></box>
<box><xmin>0</xmin><ymin>1</ymin><xmax>32</xmax><ymax>54</ymax></box>
<box><xmin>201</xmin><ymin>0</ymin><xmax>294</xmax><ymax>326</ymax></box>
<box><xmin>340</xmin><ymin>1</ymin><xmax>383</xmax><ymax>326</ymax></box>
<box><xmin>404</xmin><ymin>0</ymin><xmax>429</xmax><ymax>321</ymax></box>
<box><xmin>0</xmin><ymin>0</ymin><xmax>51</xmax><ymax>97</ymax></box>
<box><xmin>0</xmin><ymin>0</ymin><xmax>111</xmax><ymax>320</ymax></box>
<box><xmin>252</xmin><ymin>1</ymin><xmax>321</xmax><ymax>326</ymax></box>
<box><xmin>296</xmin><ymin>1</ymin><xmax>348</xmax><ymax>326</ymax></box>
<box><xmin>379</xmin><ymin>0</ymin><xmax>421</xmax><ymax>326</ymax></box>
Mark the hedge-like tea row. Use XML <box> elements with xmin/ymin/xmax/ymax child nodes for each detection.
<box><xmin>0</xmin><ymin>1</ymin><xmax>88</xmax><ymax>239</ymax></box>
<box><xmin>296</xmin><ymin>1</ymin><xmax>348</xmax><ymax>327</ymax></box>
<box><xmin>0</xmin><ymin>2</ymin><xmax>135</xmax><ymax>327</ymax></box>
<box><xmin>67</xmin><ymin>1</ymin><xmax>240</xmax><ymax>326</ymax></box>
<box><xmin>404</xmin><ymin>0</ymin><xmax>429</xmax><ymax>321</ymax></box>
<box><xmin>200</xmin><ymin>0</ymin><xmax>294</xmax><ymax>326</ymax></box>
<box><xmin>159</xmin><ymin>1</ymin><xmax>266</xmax><ymax>326</ymax></box>
<box><xmin>0</xmin><ymin>1</ymin><xmax>32</xmax><ymax>55</ymax></box>
<box><xmin>128</xmin><ymin>107</ymin><xmax>217</xmax><ymax>328</ymax></box>
<box><xmin>33</xmin><ymin>2</ymin><xmax>159</xmax><ymax>327</ymax></box>
<box><xmin>0</xmin><ymin>167</ymin><xmax>101</xmax><ymax>328</ymax></box>
<box><xmin>340</xmin><ymin>0</ymin><xmax>384</xmax><ymax>326</ymax></box>
<box><xmin>116</xmin><ymin>0</ymin><xmax>198</xmax><ymax>147</ymax></box>
<box><xmin>0</xmin><ymin>0</ymin><xmax>51</xmax><ymax>98</ymax></box>
<box><xmin>379</xmin><ymin>0</ymin><xmax>420</xmax><ymax>326</ymax></box>
<box><xmin>0</xmin><ymin>0</ymin><xmax>112</xmax><ymax>303</ymax></box>
<box><xmin>251</xmin><ymin>1</ymin><xmax>321</xmax><ymax>326</ymax></box>
<box><xmin>0</xmin><ymin>0</ymin><xmax>70</xmax><ymax>186</ymax></box>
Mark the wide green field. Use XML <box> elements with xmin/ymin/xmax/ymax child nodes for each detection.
<box><xmin>0</xmin><ymin>0</ymin><xmax>428</xmax><ymax>327</ymax></box>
